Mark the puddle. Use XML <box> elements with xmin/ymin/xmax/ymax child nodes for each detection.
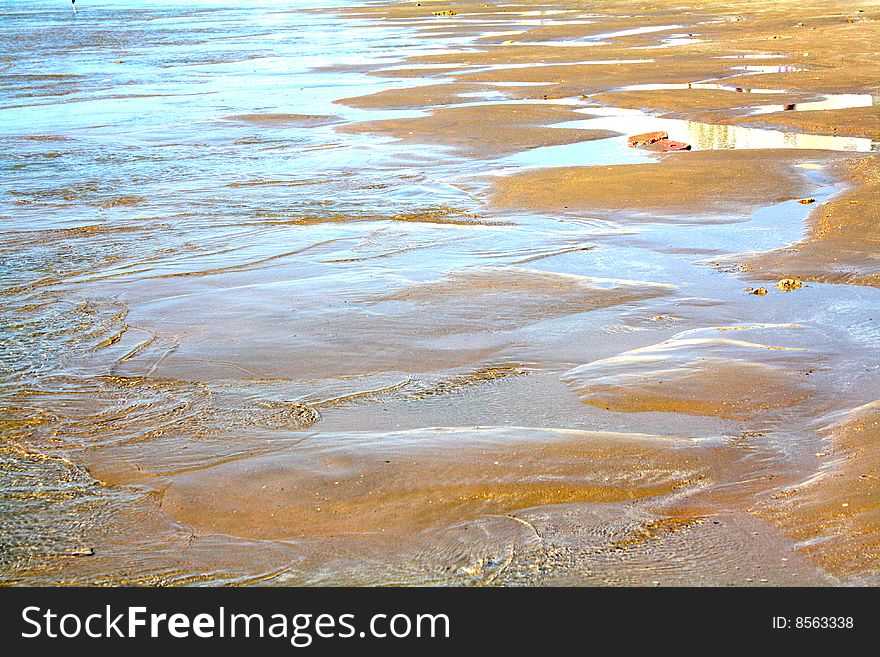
<box><xmin>632</xmin><ymin>35</ymin><xmax>703</xmax><ymax>49</ymax></box>
<box><xmin>485</xmin><ymin>82</ymin><xmax>556</xmax><ymax>87</ymax></box>
<box><xmin>502</xmin><ymin>106</ymin><xmax>878</xmax><ymax>169</ymax></box>
<box><xmin>504</xmin><ymin>19</ymin><xmax>598</xmax><ymax>27</ymax></box>
<box><xmin>717</xmin><ymin>54</ymin><xmax>783</xmax><ymax>60</ymax></box>
<box><xmin>589</xmin><ymin>25</ymin><xmax>684</xmax><ymax>40</ymax></box>
<box><xmin>497</xmin><ymin>104</ymin><xmax>874</xmax><ymax>171</ymax></box>
<box><xmin>463</xmin><ymin>59</ymin><xmax>656</xmax><ymax>72</ymax></box>
<box><xmin>490</xmin><ymin>24</ymin><xmax>685</xmax><ymax>48</ymax></box>
<box><xmin>457</xmin><ymin>90</ymin><xmax>510</xmax><ymax>100</ymax></box>
<box><xmin>617</xmin><ymin>82</ymin><xmax>876</xmax><ymax>117</ymax></box>
<box><xmin>499</xmin><ymin>10</ymin><xmax>583</xmax><ymax>16</ymax></box>
<box><xmin>497</xmin><ymin>40</ymin><xmax>606</xmax><ymax>47</ymax></box>
<box><xmin>621</xmin><ymin>82</ymin><xmax>785</xmax><ymax>94</ymax></box>
<box><xmin>656</xmin><ymin>172</ymin><xmax>834</xmax><ymax>254</ymax></box>
<box><xmin>618</xmin><ymin>78</ymin><xmax>880</xmax><ymax>116</ymax></box>
<box><xmin>732</xmin><ymin>65</ymin><xmax>805</xmax><ymax>74</ymax></box>
<box><xmin>489</xmin><ymin>100</ymin><xmax>874</xmax><ymax>171</ymax></box>
<box><xmin>376</xmin><ymin>63</ymin><xmax>472</xmax><ymax>72</ymax></box>
<box><xmin>499</xmin><ymin>133</ymin><xmax>651</xmax><ymax>170</ymax></box>
<box><xmin>751</xmin><ymin>93</ymin><xmax>877</xmax><ymax>115</ymax></box>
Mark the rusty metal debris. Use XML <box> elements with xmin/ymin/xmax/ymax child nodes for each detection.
<box><xmin>627</xmin><ymin>130</ymin><xmax>691</xmax><ymax>152</ymax></box>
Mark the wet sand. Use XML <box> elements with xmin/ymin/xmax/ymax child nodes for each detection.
<box><xmin>489</xmin><ymin>149</ymin><xmax>822</xmax><ymax>216</ymax></box>
<box><xmin>342</xmin><ymin>103</ymin><xmax>618</xmax><ymax>157</ymax></box>
<box><xmin>740</xmin><ymin>155</ymin><xmax>880</xmax><ymax>287</ymax></box>
<box><xmin>760</xmin><ymin>401</ymin><xmax>880</xmax><ymax>580</ymax></box>
<box><xmin>1</xmin><ymin>0</ymin><xmax>879</xmax><ymax>586</ymax></box>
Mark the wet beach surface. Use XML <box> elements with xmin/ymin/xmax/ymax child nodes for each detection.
<box><xmin>1</xmin><ymin>0</ymin><xmax>879</xmax><ymax>585</ymax></box>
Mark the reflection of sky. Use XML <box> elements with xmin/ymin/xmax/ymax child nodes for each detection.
<box><xmin>622</xmin><ymin>82</ymin><xmax>785</xmax><ymax>94</ymax></box>
<box><xmin>12</xmin><ymin>0</ymin><xmax>354</xmax><ymax>8</ymax></box>
<box><xmin>504</xmin><ymin>106</ymin><xmax>876</xmax><ymax>171</ymax></box>
<box><xmin>618</xmin><ymin>82</ymin><xmax>877</xmax><ymax>118</ymax></box>
<box><xmin>751</xmin><ymin>93</ymin><xmax>876</xmax><ymax>115</ymax></box>
<box><xmin>0</xmin><ymin>0</ymin><xmax>461</xmax><ymax>136</ymax></box>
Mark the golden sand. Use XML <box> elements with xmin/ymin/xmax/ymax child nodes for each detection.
<box><xmin>4</xmin><ymin>0</ymin><xmax>879</xmax><ymax>586</ymax></box>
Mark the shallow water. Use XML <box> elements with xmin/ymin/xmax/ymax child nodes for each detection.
<box><xmin>504</xmin><ymin>108</ymin><xmax>876</xmax><ymax>169</ymax></box>
<box><xmin>2</xmin><ymin>1</ymin><xmax>879</xmax><ymax>586</ymax></box>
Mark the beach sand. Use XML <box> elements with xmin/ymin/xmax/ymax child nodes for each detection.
<box><xmin>1</xmin><ymin>0</ymin><xmax>878</xmax><ymax>586</ymax></box>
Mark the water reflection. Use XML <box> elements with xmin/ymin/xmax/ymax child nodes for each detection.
<box><xmin>751</xmin><ymin>93</ymin><xmax>876</xmax><ymax>115</ymax></box>
<box><xmin>506</xmin><ymin>106</ymin><xmax>878</xmax><ymax>169</ymax></box>
<box><xmin>2</xmin><ymin>0</ymin><xmax>880</xmax><ymax>586</ymax></box>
